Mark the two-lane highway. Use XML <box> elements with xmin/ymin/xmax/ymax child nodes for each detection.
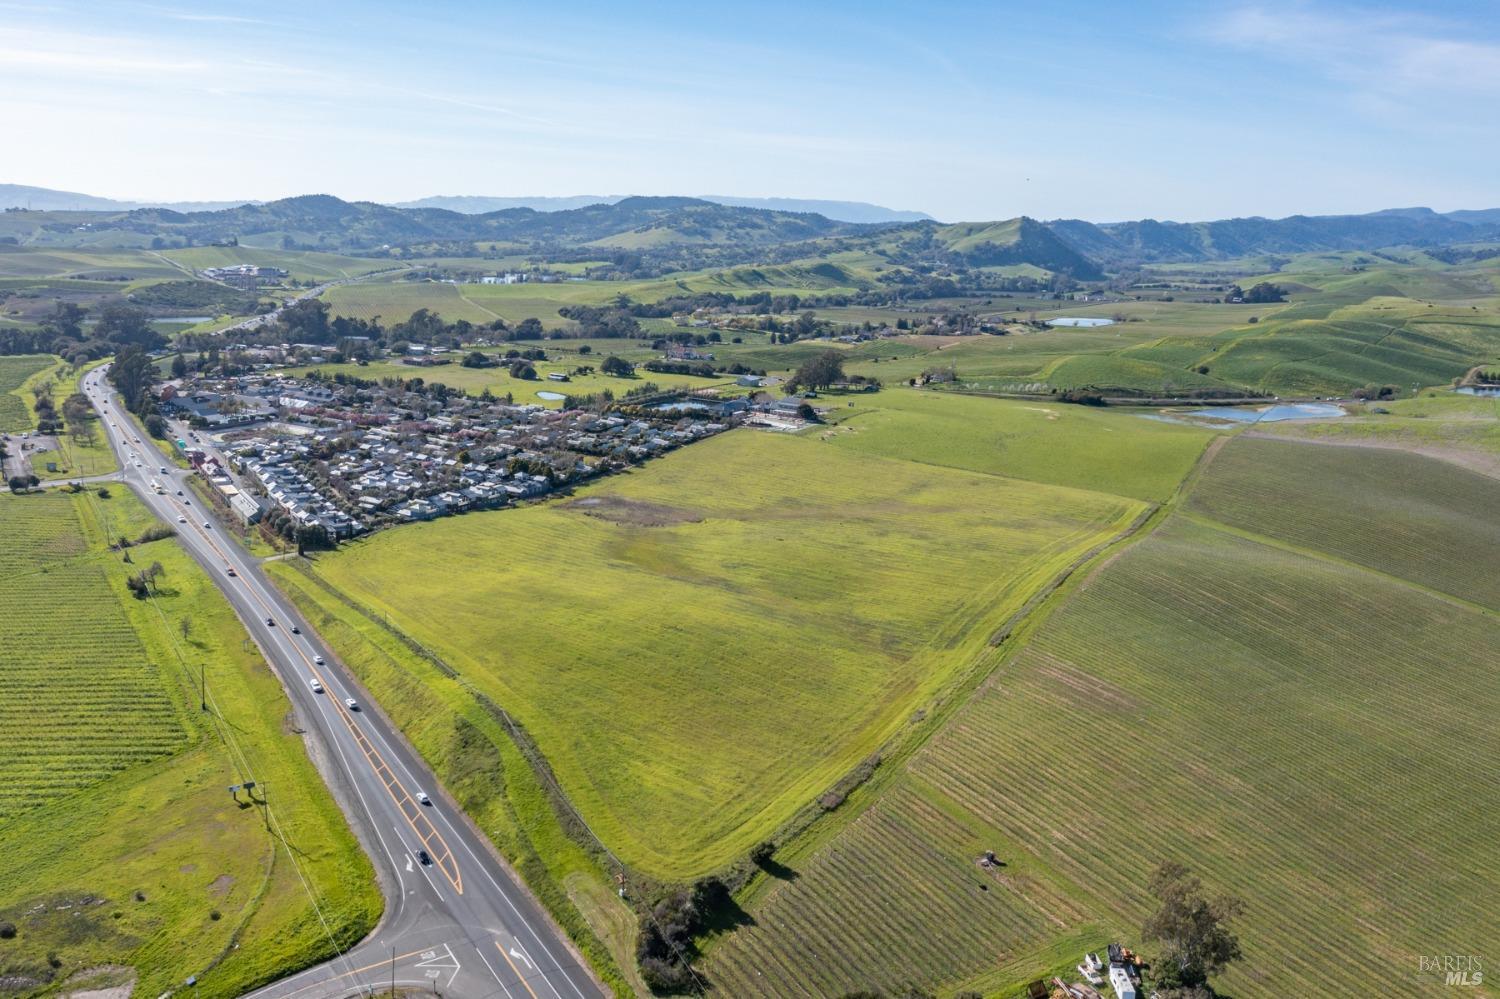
<box><xmin>82</xmin><ymin>367</ymin><xmax>605</xmax><ymax>999</ymax></box>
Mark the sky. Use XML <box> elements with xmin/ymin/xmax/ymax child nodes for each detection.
<box><xmin>2</xmin><ymin>0</ymin><xmax>1498</xmax><ymax>222</ymax></box>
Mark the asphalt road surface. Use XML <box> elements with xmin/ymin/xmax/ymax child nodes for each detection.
<box><xmin>82</xmin><ymin>367</ymin><xmax>606</xmax><ymax>999</ymax></box>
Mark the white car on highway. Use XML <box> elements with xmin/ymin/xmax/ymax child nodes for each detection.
<box><xmin>310</xmin><ymin>678</ymin><xmax>323</xmax><ymax>693</ymax></box>
<box><xmin>344</xmin><ymin>698</ymin><xmax>359</xmax><ymax>711</ymax></box>
<box><xmin>416</xmin><ymin>791</ymin><xmax>431</xmax><ymax>806</ymax></box>
<box><xmin>313</xmin><ymin>655</ymin><xmax>325</xmax><ymax>665</ymax></box>
<box><xmin>177</xmin><ymin>515</ymin><xmax>186</xmax><ymax>523</ymax></box>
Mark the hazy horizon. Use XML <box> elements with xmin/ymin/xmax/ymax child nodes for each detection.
<box><xmin>4</xmin><ymin>0</ymin><xmax>1498</xmax><ymax>222</ymax></box>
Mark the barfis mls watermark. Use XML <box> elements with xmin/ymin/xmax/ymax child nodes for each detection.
<box><xmin>1417</xmin><ymin>955</ymin><xmax>1484</xmax><ymax>987</ymax></box>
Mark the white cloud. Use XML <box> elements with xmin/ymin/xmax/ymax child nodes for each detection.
<box><xmin>1210</xmin><ymin>3</ymin><xmax>1500</xmax><ymax>98</ymax></box>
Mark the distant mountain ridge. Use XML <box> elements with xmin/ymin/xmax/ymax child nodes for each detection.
<box><xmin>92</xmin><ymin>194</ymin><xmax>865</xmax><ymax>250</ymax></box>
<box><xmin>3</xmin><ymin>183</ymin><xmax>931</xmax><ymax>224</ymax></box>
<box><xmin>392</xmin><ymin>194</ymin><xmax>933</xmax><ymax>223</ymax></box>
<box><xmin>1043</xmin><ymin>206</ymin><xmax>1500</xmax><ymax>264</ymax></box>
<box><xmin>0</xmin><ymin>183</ymin><xmax>255</xmax><ymax>213</ymax></box>
<box><xmin>4</xmin><ymin>182</ymin><xmax>1498</xmax><ymax>273</ymax></box>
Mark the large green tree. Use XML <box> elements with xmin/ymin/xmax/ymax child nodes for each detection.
<box><xmin>95</xmin><ymin>302</ymin><xmax>163</xmax><ymax>349</ymax></box>
<box><xmin>791</xmin><ymin>350</ymin><xmax>845</xmax><ymax>390</ymax></box>
<box><xmin>1142</xmin><ymin>862</ymin><xmax>1244</xmax><ymax>994</ymax></box>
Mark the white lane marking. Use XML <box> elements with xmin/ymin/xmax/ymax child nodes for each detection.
<box><xmin>394</xmin><ymin>825</ymin><xmax>445</xmax><ymax>902</ymax></box>
<box><xmin>91</xmin><ymin>377</ymin><xmax>591</xmax><ymax>997</ymax></box>
<box><xmin>476</xmin><ymin>945</ymin><xmax>517</xmax><ymax>999</ymax></box>
<box><xmin>415</xmin><ymin>943</ymin><xmax>463</xmax><ymax>988</ymax></box>
<box><xmin>92</xmin><ymin>396</ymin><xmax>417</xmax><ymax>923</ymax></box>
<box><xmin>510</xmin><ymin>945</ymin><xmax>534</xmax><ymax>970</ymax></box>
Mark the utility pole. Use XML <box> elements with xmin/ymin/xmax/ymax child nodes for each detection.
<box><xmin>200</xmin><ymin>661</ymin><xmax>207</xmax><ymax>711</ymax></box>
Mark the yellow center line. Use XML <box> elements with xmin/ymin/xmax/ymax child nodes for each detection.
<box><xmin>115</xmin><ymin>425</ymin><xmax>465</xmax><ymax>894</ymax></box>
<box><xmin>269</xmin><ymin>945</ymin><xmax>437</xmax><ymax>999</ymax></box>
<box><xmin>497</xmin><ymin>941</ymin><xmax>542</xmax><ymax>999</ymax></box>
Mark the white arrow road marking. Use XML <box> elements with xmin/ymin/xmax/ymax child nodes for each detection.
<box><xmin>510</xmin><ymin>946</ymin><xmax>535</xmax><ymax>971</ymax></box>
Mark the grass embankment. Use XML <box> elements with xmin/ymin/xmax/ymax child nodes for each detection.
<box><xmin>705</xmin><ymin>437</ymin><xmax>1500</xmax><ymax>997</ymax></box>
<box><xmin>0</xmin><ymin>488</ymin><xmax>379</xmax><ymax>998</ymax></box>
<box><xmin>267</xmin><ymin>562</ymin><xmax>639</xmax><ymax>996</ymax></box>
<box><xmin>276</xmin><ymin>430</ymin><xmax>1141</xmax><ymax>882</ymax></box>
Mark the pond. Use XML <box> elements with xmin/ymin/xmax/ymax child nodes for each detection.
<box><xmin>1046</xmin><ymin>317</ymin><xmax>1115</xmax><ymax>328</ymax></box>
<box><xmin>1145</xmin><ymin>402</ymin><xmax>1346</xmax><ymax>425</ymax></box>
<box><xmin>535</xmin><ymin>391</ymin><xmax>566</xmax><ymax>401</ymax></box>
<box><xmin>1456</xmin><ymin>386</ymin><xmax>1500</xmax><ymax>397</ymax></box>
<box><xmin>655</xmin><ymin>401</ymin><xmax>709</xmax><ymax>412</ymax></box>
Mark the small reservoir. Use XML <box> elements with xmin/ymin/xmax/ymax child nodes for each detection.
<box><xmin>535</xmin><ymin>391</ymin><xmax>566</xmax><ymax>401</ymax></box>
<box><xmin>1146</xmin><ymin>402</ymin><xmax>1346</xmax><ymax>425</ymax></box>
<box><xmin>1046</xmin><ymin>317</ymin><xmax>1115</xmax><ymax>328</ymax></box>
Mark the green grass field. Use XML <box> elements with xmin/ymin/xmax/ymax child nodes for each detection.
<box><xmin>1186</xmin><ymin>436</ymin><xmax>1500</xmax><ymax>609</ymax></box>
<box><xmin>706</xmin><ymin>448</ymin><xmax>1500</xmax><ymax>996</ymax></box>
<box><xmin>161</xmin><ymin>246</ymin><xmax>397</xmax><ymax>283</ymax></box>
<box><xmin>0</xmin><ymin>494</ymin><xmax>184</xmax><ymax>816</ymax></box>
<box><xmin>294</xmin><ymin>356</ymin><xmax>736</xmax><ymax>408</ymax></box>
<box><xmin>817</xmin><ymin>387</ymin><xmax>1214</xmax><ymax>501</ymax></box>
<box><xmin>277</xmin><ymin>431</ymin><xmax>1141</xmax><ymax>880</ymax></box>
<box><xmin>26</xmin><ymin>358</ymin><xmax>119</xmax><ymax>480</ymax></box>
<box><xmin>320</xmin><ymin>280</ymin><xmax>500</xmax><ymax>324</ymax></box>
<box><xmin>0</xmin><ymin>489</ymin><xmax>378</xmax><ymax>998</ymax></box>
<box><xmin>1</xmin><ymin>354</ymin><xmax>55</xmax><ymax>432</ymax></box>
<box><xmin>268</xmin><ymin>564</ymin><xmax>640</xmax><ymax>995</ymax></box>
<box><xmin>322</xmin><ymin>259</ymin><xmax>883</xmax><ymax>329</ymax></box>
<box><xmin>1253</xmin><ymin>389</ymin><xmax>1500</xmax><ymax>474</ymax></box>
<box><xmin>0</xmin><ymin>246</ymin><xmax>185</xmax><ymax>282</ymax></box>
<box><xmin>822</xmin><ymin>273</ymin><xmax>1500</xmax><ymax>399</ymax></box>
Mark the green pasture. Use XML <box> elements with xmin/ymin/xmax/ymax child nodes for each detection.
<box><xmin>1254</xmin><ymin>389</ymin><xmax>1500</xmax><ymax>471</ymax></box>
<box><xmin>0</xmin><ymin>353</ymin><xmax>55</xmax><ymax>431</ymax></box>
<box><xmin>710</xmin><ymin>456</ymin><xmax>1500</xmax><ymax>996</ymax></box>
<box><xmin>0</xmin><ymin>489</ymin><xmax>378</xmax><ymax>998</ymax></box>
<box><xmin>1186</xmin><ymin>435</ymin><xmax>1500</xmax><ymax>609</ymax></box>
<box><xmin>286</xmin><ymin>431</ymin><xmax>1141</xmax><ymax>880</ymax></box>
<box><xmin>0</xmin><ymin>246</ymin><xmax>184</xmax><ymax>282</ymax></box>
<box><xmin>816</xmin><ymin>387</ymin><xmax>1214</xmax><ymax>502</ymax></box>
<box><xmin>293</xmin><ymin>355</ymin><xmax>735</xmax><ymax>407</ymax></box>
<box><xmin>161</xmin><ymin>246</ymin><xmax>396</xmax><ymax>283</ymax></box>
